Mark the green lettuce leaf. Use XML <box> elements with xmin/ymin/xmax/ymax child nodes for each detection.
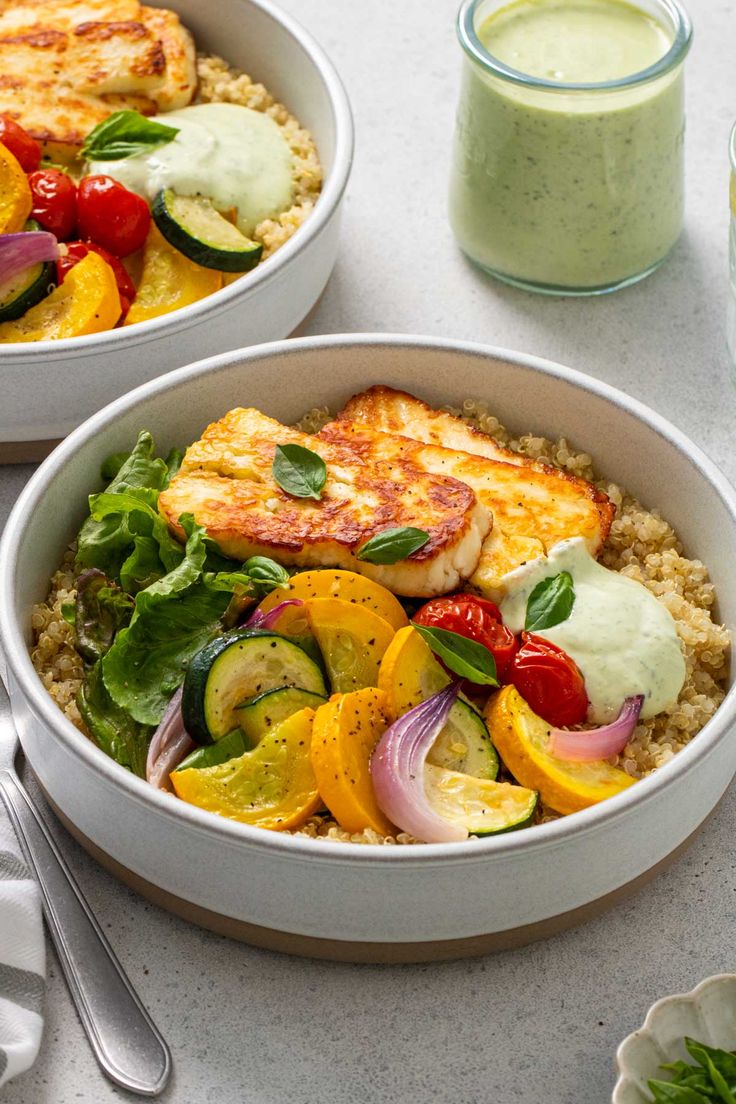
<box><xmin>74</xmin><ymin>569</ymin><xmax>135</xmax><ymax>664</ymax></box>
<box><xmin>101</xmin><ymin>516</ymin><xmax>255</xmax><ymax>725</ymax></box>
<box><xmin>76</xmin><ymin>431</ymin><xmax>173</xmax><ymax>580</ymax></box>
<box><xmin>77</xmin><ymin>661</ymin><xmax>153</xmax><ymax>777</ymax></box>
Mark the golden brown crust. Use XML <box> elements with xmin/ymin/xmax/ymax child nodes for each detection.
<box><xmin>0</xmin><ymin>0</ymin><xmax>195</xmax><ymax>153</ymax></box>
<box><xmin>159</xmin><ymin>407</ymin><xmax>491</xmax><ymax>597</ymax></box>
<box><xmin>337</xmin><ymin>386</ymin><xmax>614</xmax><ymax>549</ymax></box>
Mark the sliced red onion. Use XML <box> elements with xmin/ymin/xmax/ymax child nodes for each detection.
<box><xmin>0</xmin><ymin>231</ymin><xmax>59</xmax><ymax>284</ymax></box>
<box><xmin>547</xmin><ymin>695</ymin><xmax>644</xmax><ymax>763</ymax></box>
<box><xmin>371</xmin><ymin>683</ymin><xmax>466</xmax><ymax>844</ymax></box>
<box><xmin>146</xmin><ymin>688</ymin><xmax>195</xmax><ymax>791</ymax></box>
<box><xmin>245</xmin><ymin>598</ymin><xmax>303</xmax><ymax>631</ymax></box>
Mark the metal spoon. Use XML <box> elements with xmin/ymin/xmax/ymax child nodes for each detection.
<box><xmin>0</xmin><ymin>677</ymin><xmax>171</xmax><ymax>1096</ymax></box>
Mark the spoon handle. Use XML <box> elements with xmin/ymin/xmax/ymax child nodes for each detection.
<box><xmin>0</xmin><ymin>769</ymin><xmax>171</xmax><ymax>1097</ymax></box>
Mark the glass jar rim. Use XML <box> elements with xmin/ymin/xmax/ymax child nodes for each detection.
<box><xmin>457</xmin><ymin>0</ymin><xmax>693</xmax><ymax>92</ymax></box>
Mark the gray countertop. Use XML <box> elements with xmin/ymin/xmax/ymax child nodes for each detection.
<box><xmin>5</xmin><ymin>0</ymin><xmax>736</xmax><ymax>1100</ymax></box>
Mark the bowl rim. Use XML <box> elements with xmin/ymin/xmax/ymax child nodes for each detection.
<box><xmin>0</xmin><ymin>0</ymin><xmax>354</xmax><ymax>361</ymax></box>
<box><xmin>613</xmin><ymin>973</ymin><xmax>736</xmax><ymax>1101</ymax></box>
<box><xmin>3</xmin><ymin>332</ymin><xmax>735</xmax><ymax>866</ymax></box>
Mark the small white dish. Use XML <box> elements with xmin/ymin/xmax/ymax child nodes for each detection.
<box><xmin>614</xmin><ymin>974</ymin><xmax>736</xmax><ymax>1103</ymax></box>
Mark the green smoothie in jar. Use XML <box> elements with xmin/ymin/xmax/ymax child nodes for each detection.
<box><xmin>449</xmin><ymin>0</ymin><xmax>692</xmax><ymax>294</ymax></box>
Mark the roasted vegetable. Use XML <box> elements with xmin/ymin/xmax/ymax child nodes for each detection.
<box><xmin>171</xmin><ymin>707</ymin><xmax>320</xmax><ymax>828</ymax></box>
<box><xmin>123</xmin><ymin>224</ymin><xmax>222</xmax><ymax>325</ymax></box>
<box><xmin>484</xmin><ymin>685</ymin><xmax>635</xmax><ymax>815</ymax></box>
<box><xmin>256</xmin><ymin>569</ymin><xmax>409</xmax><ymax>631</ymax></box>
<box><xmin>311</xmin><ymin>687</ymin><xmax>396</xmax><ymax>835</ymax></box>
<box><xmin>304</xmin><ymin>597</ymin><xmax>395</xmax><ymax>693</ymax></box>
<box><xmin>0</xmin><ymin>251</ymin><xmax>120</xmax><ymax>342</ymax></box>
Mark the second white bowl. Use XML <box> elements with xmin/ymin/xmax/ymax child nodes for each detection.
<box><xmin>0</xmin><ymin>0</ymin><xmax>353</xmax><ymax>450</ymax></box>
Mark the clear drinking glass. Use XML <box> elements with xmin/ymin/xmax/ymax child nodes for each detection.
<box><xmin>448</xmin><ymin>0</ymin><xmax>692</xmax><ymax>295</ymax></box>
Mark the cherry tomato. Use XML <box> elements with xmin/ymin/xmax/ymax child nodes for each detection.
<box><xmin>77</xmin><ymin>175</ymin><xmax>150</xmax><ymax>257</ymax></box>
<box><xmin>56</xmin><ymin>241</ymin><xmax>136</xmax><ymax>318</ymax></box>
<box><xmin>0</xmin><ymin>115</ymin><xmax>41</xmax><ymax>172</ymax></box>
<box><xmin>508</xmin><ymin>633</ymin><xmax>588</xmax><ymax>728</ymax></box>
<box><xmin>28</xmin><ymin>169</ymin><xmax>77</xmax><ymax>240</ymax></box>
<box><xmin>413</xmin><ymin>594</ymin><xmax>518</xmax><ymax>682</ymax></box>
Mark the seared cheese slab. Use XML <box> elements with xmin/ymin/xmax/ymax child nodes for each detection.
<box><xmin>159</xmin><ymin>408</ymin><xmax>491</xmax><ymax>597</ymax></box>
<box><xmin>326</xmin><ymin>389</ymin><xmax>614</xmax><ymax>598</ymax></box>
<box><xmin>0</xmin><ymin>0</ymin><xmax>196</xmax><ymax>154</ymax></box>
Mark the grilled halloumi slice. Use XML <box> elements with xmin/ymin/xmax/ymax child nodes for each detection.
<box><xmin>0</xmin><ymin>75</ymin><xmax>116</xmax><ymax>156</ymax></box>
<box><xmin>0</xmin><ymin>0</ymin><xmax>195</xmax><ymax>153</ymax></box>
<box><xmin>158</xmin><ymin>408</ymin><xmax>491</xmax><ymax>598</ymax></box>
<box><xmin>0</xmin><ymin>22</ymin><xmax>167</xmax><ymax>97</ymax></box>
<box><xmin>325</xmin><ymin>390</ymin><xmax>614</xmax><ymax>598</ymax></box>
<box><xmin>138</xmin><ymin>6</ymin><xmax>196</xmax><ymax>111</ymax></box>
<box><xmin>338</xmin><ymin>385</ymin><xmax>581</xmax><ymax>474</ymax></box>
<box><xmin>0</xmin><ymin>0</ymin><xmax>142</xmax><ymax>31</ymax></box>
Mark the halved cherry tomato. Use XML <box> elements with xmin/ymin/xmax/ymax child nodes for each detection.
<box><xmin>77</xmin><ymin>175</ymin><xmax>150</xmax><ymax>257</ymax></box>
<box><xmin>0</xmin><ymin>115</ymin><xmax>41</xmax><ymax>173</ymax></box>
<box><xmin>508</xmin><ymin>633</ymin><xmax>588</xmax><ymax>728</ymax></box>
<box><xmin>413</xmin><ymin>594</ymin><xmax>518</xmax><ymax>682</ymax></box>
<box><xmin>57</xmin><ymin>241</ymin><xmax>136</xmax><ymax>320</ymax></box>
<box><xmin>28</xmin><ymin>169</ymin><xmax>77</xmax><ymax>239</ymax></box>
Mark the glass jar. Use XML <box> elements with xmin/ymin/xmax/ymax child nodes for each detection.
<box><xmin>448</xmin><ymin>0</ymin><xmax>692</xmax><ymax>296</ymax></box>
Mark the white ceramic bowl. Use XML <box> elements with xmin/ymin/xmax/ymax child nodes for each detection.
<box><xmin>614</xmin><ymin>975</ymin><xmax>736</xmax><ymax>1103</ymax></box>
<box><xmin>2</xmin><ymin>335</ymin><xmax>735</xmax><ymax>963</ymax></box>
<box><xmin>0</xmin><ymin>0</ymin><xmax>353</xmax><ymax>450</ymax></box>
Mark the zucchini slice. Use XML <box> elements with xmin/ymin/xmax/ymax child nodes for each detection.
<box><xmin>424</xmin><ymin>765</ymin><xmax>538</xmax><ymax>836</ymax></box>
<box><xmin>152</xmin><ymin>189</ymin><xmax>263</xmax><ymax>272</ymax></box>
<box><xmin>175</xmin><ymin>728</ymin><xmax>247</xmax><ymax>772</ymax></box>
<box><xmin>237</xmin><ymin>686</ymin><xmax>327</xmax><ymax>745</ymax></box>
<box><xmin>428</xmin><ymin>700</ymin><xmax>499</xmax><ymax>781</ymax></box>
<box><xmin>0</xmin><ymin>258</ymin><xmax>56</xmax><ymax>322</ymax></box>
<box><xmin>182</xmin><ymin>629</ymin><xmax>327</xmax><ymax>744</ymax></box>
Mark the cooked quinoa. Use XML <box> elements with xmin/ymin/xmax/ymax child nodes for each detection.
<box><xmin>196</xmin><ymin>55</ymin><xmax>322</xmax><ymax>262</ymax></box>
<box><xmin>31</xmin><ymin>402</ymin><xmax>730</xmax><ymax>845</ymax></box>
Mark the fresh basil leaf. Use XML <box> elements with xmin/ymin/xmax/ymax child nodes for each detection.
<box><xmin>525</xmin><ymin>571</ymin><xmax>575</xmax><ymax>632</ymax></box>
<box><xmin>101</xmin><ymin>515</ymin><xmax>255</xmax><ymax>725</ymax></box>
<box><xmin>412</xmin><ymin>623</ymin><xmax>498</xmax><ymax>686</ymax></box>
<box><xmin>82</xmin><ymin>110</ymin><xmax>179</xmax><ymax>161</ymax></box>
<box><xmin>77</xmin><ymin>662</ymin><xmax>153</xmax><ymax>778</ymax></box>
<box><xmin>356</xmin><ymin>527</ymin><xmax>430</xmax><ymax>565</ymax></box>
<box><xmin>74</xmin><ymin>569</ymin><xmax>135</xmax><ymax>663</ymax></box>
<box><xmin>244</xmin><ymin>556</ymin><xmax>290</xmax><ymax>597</ymax></box>
<box><xmin>686</xmin><ymin>1042</ymin><xmax>736</xmax><ymax>1094</ymax></box>
<box><xmin>272</xmin><ymin>443</ymin><xmax>327</xmax><ymax>500</ymax></box>
<box><xmin>704</xmin><ymin>1058</ymin><xmax>736</xmax><ymax>1104</ymax></box>
<box><xmin>648</xmin><ymin>1080</ymin><xmax>712</xmax><ymax>1103</ymax></box>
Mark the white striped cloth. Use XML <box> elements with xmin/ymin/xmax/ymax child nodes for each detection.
<box><xmin>0</xmin><ymin>803</ymin><xmax>45</xmax><ymax>1088</ymax></box>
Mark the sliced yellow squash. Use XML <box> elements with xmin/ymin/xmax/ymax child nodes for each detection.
<box><xmin>0</xmin><ymin>145</ymin><xmax>32</xmax><ymax>233</ymax></box>
<box><xmin>377</xmin><ymin>624</ymin><xmax>499</xmax><ymax>779</ymax></box>
<box><xmin>304</xmin><ymin>597</ymin><xmax>395</xmax><ymax>693</ymax></box>
<box><xmin>171</xmin><ymin>706</ymin><xmax>320</xmax><ymax>829</ymax></box>
<box><xmin>257</xmin><ymin>570</ymin><xmax>408</xmax><ymax>631</ymax></box>
<box><xmin>311</xmin><ymin>687</ymin><xmax>396</xmax><ymax>835</ymax></box>
<box><xmin>124</xmin><ymin>224</ymin><xmax>222</xmax><ymax>326</ymax></box>
<box><xmin>0</xmin><ymin>251</ymin><xmax>121</xmax><ymax>343</ymax></box>
<box><xmin>424</xmin><ymin>765</ymin><xmax>537</xmax><ymax>836</ymax></box>
<box><xmin>377</xmin><ymin>624</ymin><xmax>450</xmax><ymax>715</ymax></box>
<box><xmin>484</xmin><ymin>685</ymin><xmax>636</xmax><ymax>816</ymax></box>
